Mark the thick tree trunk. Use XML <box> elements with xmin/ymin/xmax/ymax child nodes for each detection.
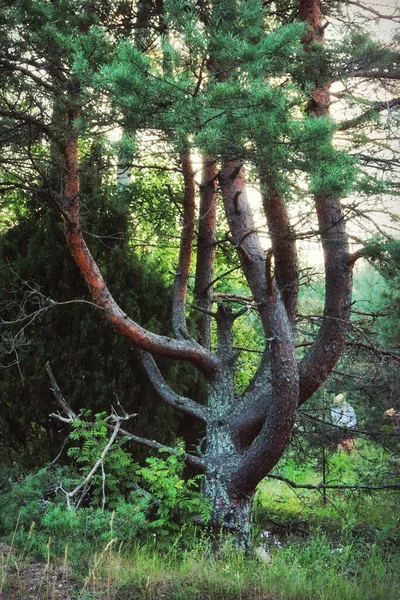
<box><xmin>201</xmin><ymin>305</ymin><xmax>255</xmax><ymax>551</ymax></box>
<box><xmin>202</xmin><ymin>466</ymin><xmax>254</xmax><ymax>552</ymax></box>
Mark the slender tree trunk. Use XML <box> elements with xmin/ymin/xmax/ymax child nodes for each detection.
<box><xmin>298</xmin><ymin>0</ymin><xmax>355</xmax><ymax>404</ymax></box>
<box><xmin>261</xmin><ymin>177</ymin><xmax>299</xmax><ymax>326</ymax></box>
<box><xmin>194</xmin><ymin>156</ymin><xmax>218</xmax><ymax>350</ymax></box>
<box><xmin>172</xmin><ymin>150</ymin><xmax>196</xmax><ymax>339</ymax></box>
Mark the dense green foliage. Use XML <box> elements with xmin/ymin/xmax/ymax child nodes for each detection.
<box><xmin>0</xmin><ymin>426</ymin><xmax>210</xmax><ymax>560</ymax></box>
<box><xmin>0</xmin><ymin>172</ymin><xmax>188</xmax><ymax>470</ymax></box>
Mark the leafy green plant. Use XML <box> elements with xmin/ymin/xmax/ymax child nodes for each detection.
<box><xmin>0</xmin><ymin>412</ymin><xmax>210</xmax><ymax>559</ymax></box>
<box><xmin>136</xmin><ymin>449</ymin><xmax>211</xmax><ymax>537</ymax></box>
<box><xmin>67</xmin><ymin>410</ymin><xmax>138</xmax><ymax>509</ymax></box>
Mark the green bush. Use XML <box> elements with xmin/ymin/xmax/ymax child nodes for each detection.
<box><xmin>0</xmin><ymin>433</ymin><xmax>210</xmax><ymax>560</ymax></box>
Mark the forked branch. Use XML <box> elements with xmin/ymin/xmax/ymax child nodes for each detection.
<box><xmin>61</xmin><ymin>123</ymin><xmax>219</xmax><ymax>378</ymax></box>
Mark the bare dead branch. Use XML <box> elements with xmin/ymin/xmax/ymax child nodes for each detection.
<box><xmin>267</xmin><ymin>473</ymin><xmax>400</xmax><ymax>491</ymax></box>
<box><xmin>338</xmin><ymin>97</ymin><xmax>400</xmax><ymax>131</ymax></box>
<box><xmin>63</xmin><ymin>418</ymin><xmax>122</xmax><ymax>509</ymax></box>
<box><xmin>46</xmin><ymin>362</ymin><xmax>78</xmax><ymax>421</ymax></box>
<box><xmin>111</xmin><ymin>426</ymin><xmax>205</xmax><ymax>471</ymax></box>
<box><xmin>46</xmin><ymin>362</ymin><xmax>206</xmax><ymax>471</ymax></box>
<box><xmin>340</xmin><ymin>0</ymin><xmax>400</xmax><ymax>22</ymax></box>
<box><xmin>345</xmin><ymin>70</ymin><xmax>400</xmax><ymax>81</ymax></box>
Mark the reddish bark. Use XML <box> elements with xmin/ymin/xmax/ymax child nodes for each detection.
<box><xmin>298</xmin><ymin>0</ymin><xmax>355</xmax><ymax>404</ymax></box>
<box><xmin>61</xmin><ymin>126</ymin><xmax>219</xmax><ymax>377</ymax></box>
<box><xmin>56</xmin><ymin>0</ymin><xmax>354</xmax><ymax>541</ymax></box>
<box><xmin>219</xmin><ymin>162</ymin><xmax>273</xmax><ymax>336</ymax></box>
<box><xmin>172</xmin><ymin>151</ymin><xmax>196</xmax><ymax>339</ymax></box>
<box><xmin>261</xmin><ymin>178</ymin><xmax>299</xmax><ymax>325</ymax></box>
<box><xmin>299</xmin><ymin>0</ymin><xmax>331</xmax><ymax>116</ymax></box>
<box><xmin>194</xmin><ymin>157</ymin><xmax>218</xmax><ymax>350</ymax></box>
<box><xmin>219</xmin><ymin>163</ymin><xmax>299</xmax><ymax>472</ymax></box>
<box><xmin>298</xmin><ymin>0</ymin><xmax>324</xmax><ymax>38</ymax></box>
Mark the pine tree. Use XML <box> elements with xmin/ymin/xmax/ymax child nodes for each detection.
<box><xmin>0</xmin><ymin>0</ymin><xmax>399</xmax><ymax>548</ymax></box>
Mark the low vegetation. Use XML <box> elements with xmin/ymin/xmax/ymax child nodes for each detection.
<box><xmin>1</xmin><ymin>443</ymin><xmax>399</xmax><ymax>600</ymax></box>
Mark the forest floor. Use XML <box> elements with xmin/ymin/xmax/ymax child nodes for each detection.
<box><xmin>0</xmin><ymin>543</ymin><xmax>76</xmax><ymax>600</ymax></box>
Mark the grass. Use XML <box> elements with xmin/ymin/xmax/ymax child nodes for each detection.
<box><xmin>255</xmin><ymin>441</ymin><xmax>400</xmax><ymax>541</ymax></box>
<box><xmin>22</xmin><ymin>533</ymin><xmax>395</xmax><ymax>599</ymax></box>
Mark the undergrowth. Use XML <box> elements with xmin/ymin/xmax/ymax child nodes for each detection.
<box><xmin>0</xmin><ymin>441</ymin><xmax>399</xmax><ymax>599</ymax></box>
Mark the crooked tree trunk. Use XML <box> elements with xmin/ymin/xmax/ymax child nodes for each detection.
<box><xmin>201</xmin><ymin>305</ymin><xmax>255</xmax><ymax>551</ymax></box>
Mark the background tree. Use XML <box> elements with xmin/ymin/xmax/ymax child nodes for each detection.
<box><xmin>0</xmin><ymin>156</ymin><xmax>191</xmax><ymax>470</ymax></box>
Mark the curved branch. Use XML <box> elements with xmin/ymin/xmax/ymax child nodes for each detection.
<box><xmin>219</xmin><ymin>162</ymin><xmax>271</xmax><ymax>337</ymax></box>
<box><xmin>46</xmin><ymin>362</ymin><xmax>206</xmax><ymax>472</ymax></box>
<box><xmin>61</xmin><ymin>126</ymin><xmax>219</xmax><ymax>378</ymax></box>
<box><xmin>0</xmin><ymin>58</ymin><xmax>55</xmax><ymax>92</ymax></box>
<box><xmin>345</xmin><ymin>70</ymin><xmax>400</xmax><ymax>81</ymax></box>
<box><xmin>136</xmin><ymin>350</ymin><xmax>208</xmax><ymax>422</ymax></box>
<box><xmin>220</xmin><ymin>164</ymin><xmax>298</xmax><ymax>460</ymax></box>
<box><xmin>230</xmin><ymin>287</ymin><xmax>298</xmax><ymax>498</ymax></box>
<box><xmin>299</xmin><ymin>200</ymin><xmax>354</xmax><ymax>403</ymax></box>
<box><xmin>341</xmin><ymin>0</ymin><xmax>400</xmax><ymax>21</ymax></box>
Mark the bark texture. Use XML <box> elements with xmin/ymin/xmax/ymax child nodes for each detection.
<box><xmin>261</xmin><ymin>177</ymin><xmax>299</xmax><ymax>326</ymax></box>
<box><xmin>172</xmin><ymin>151</ymin><xmax>196</xmax><ymax>339</ymax></box>
<box><xmin>194</xmin><ymin>157</ymin><xmax>218</xmax><ymax>350</ymax></box>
